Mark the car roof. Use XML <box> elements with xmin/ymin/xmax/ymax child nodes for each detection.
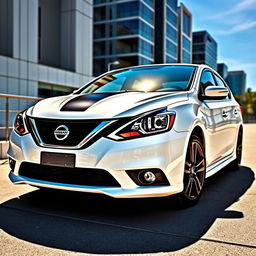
<box><xmin>108</xmin><ymin>63</ymin><xmax>213</xmax><ymax>74</ymax></box>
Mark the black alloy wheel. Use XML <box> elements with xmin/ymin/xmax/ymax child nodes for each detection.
<box><xmin>173</xmin><ymin>135</ymin><xmax>206</xmax><ymax>208</ymax></box>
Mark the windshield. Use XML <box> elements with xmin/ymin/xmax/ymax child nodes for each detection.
<box><xmin>78</xmin><ymin>65</ymin><xmax>197</xmax><ymax>94</ymax></box>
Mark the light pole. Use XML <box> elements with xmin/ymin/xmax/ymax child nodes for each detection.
<box><xmin>108</xmin><ymin>60</ymin><xmax>120</xmax><ymax>71</ymax></box>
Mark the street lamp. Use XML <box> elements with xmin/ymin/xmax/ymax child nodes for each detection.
<box><xmin>108</xmin><ymin>60</ymin><xmax>120</xmax><ymax>71</ymax></box>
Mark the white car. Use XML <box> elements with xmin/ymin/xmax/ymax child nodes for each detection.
<box><xmin>8</xmin><ymin>64</ymin><xmax>243</xmax><ymax>207</ymax></box>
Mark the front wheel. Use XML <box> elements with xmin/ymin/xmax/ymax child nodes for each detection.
<box><xmin>172</xmin><ymin>135</ymin><xmax>206</xmax><ymax>208</ymax></box>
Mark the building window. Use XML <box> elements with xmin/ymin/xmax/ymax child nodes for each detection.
<box><xmin>193</xmin><ymin>34</ymin><xmax>204</xmax><ymax>43</ymax></box>
<box><xmin>93</xmin><ymin>58</ymin><xmax>106</xmax><ymax>75</ymax></box>
<box><xmin>139</xmin><ymin>39</ymin><xmax>153</xmax><ymax>58</ymax></box>
<box><xmin>116</xmin><ymin>38</ymin><xmax>138</xmax><ymax>54</ymax></box>
<box><xmin>183</xmin><ymin>12</ymin><xmax>191</xmax><ymax>36</ymax></box>
<box><xmin>193</xmin><ymin>44</ymin><xmax>205</xmax><ymax>52</ymax></box>
<box><xmin>166</xmin><ymin>55</ymin><xmax>176</xmax><ymax>63</ymax></box>
<box><xmin>166</xmin><ymin>40</ymin><xmax>177</xmax><ymax>58</ymax></box>
<box><xmin>38</xmin><ymin>83</ymin><xmax>74</xmax><ymax>98</ymax></box>
<box><xmin>166</xmin><ymin>0</ymin><xmax>177</xmax><ymax>12</ymax></box>
<box><xmin>117</xmin><ymin>1</ymin><xmax>139</xmax><ymax>19</ymax></box>
<box><xmin>117</xmin><ymin>20</ymin><xmax>139</xmax><ymax>37</ymax></box>
<box><xmin>140</xmin><ymin>20</ymin><xmax>153</xmax><ymax>41</ymax></box>
<box><xmin>94</xmin><ymin>6</ymin><xmax>106</xmax><ymax>21</ymax></box>
<box><xmin>182</xmin><ymin>36</ymin><xmax>191</xmax><ymax>51</ymax></box>
<box><xmin>182</xmin><ymin>50</ymin><xmax>190</xmax><ymax>63</ymax></box>
<box><xmin>94</xmin><ymin>24</ymin><xmax>106</xmax><ymax>39</ymax></box>
<box><xmin>140</xmin><ymin>2</ymin><xmax>154</xmax><ymax>24</ymax></box>
<box><xmin>38</xmin><ymin>1</ymin><xmax>62</xmax><ymax>69</ymax></box>
<box><xmin>94</xmin><ymin>0</ymin><xmax>107</xmax><ymax>4</ymax></box>
<box><xmin>166</xmin><ymin>24</ymin><xmax>177</xmax><ymax>42</ymax></box>
<box><xmin>139</xmin><ymin>56</ymin><xmax>152</xmax><ymax>65</ymax></box>
<box><xmin>0</xmin><ymin>0</ymin><xmax>13</xmax><ymax>57</ymax></box>
<box><xmin>166</xmin><ymin>6</ymin><xmax>177</xmax><ymax>27</ymax></box>
<box><xmin>143</xmin><ymin>0</ymin><xmax>154</xmax><ymax>8</ymax></box>
<box><xmin>193</xmin><ymin>53</ymin><xmax>205</xmax><ymax>61</ymax></box>
<box><xmin>94</xmin><ymin>42</ymin><xmax>105</xmax><ymax>56</ymax></box>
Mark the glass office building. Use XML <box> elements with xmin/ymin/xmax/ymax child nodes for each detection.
<box><xmin>217</xmin><ymin>63</ymin><xmax>228</xmax><ymax>79</ymax></box>
<box><xmin>93</xmin><ymin>0</ymin><xmax>155</xmax><ymax>76</ymax></box>
<box><xmin>178</xmin><ymin>3</ymin><xmax>192</xmax><ymax>63</ymax></box>
<box><xmin>192</xmin><ymin>31</ymin><xmax>217</xmax><ymax>70</ymax></box>
<box><xmin>226</xmin><ymin>71</ymin><xmax>246</xmax><ymax>96</ymax></box>
<box><xmin>155</xmin><ymin>0</ymin><xmax>178</xmax><ymax>63</ymax></box>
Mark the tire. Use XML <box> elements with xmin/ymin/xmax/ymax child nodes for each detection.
<box><xmin>230</xmin><ymin>128</ymin><xmax>243</xmax><ymax>170</ymax></box>
<box><xmin>172</xmin><ymin>135</ymin><xmax>206</xmax><ymax>208</ymax></box>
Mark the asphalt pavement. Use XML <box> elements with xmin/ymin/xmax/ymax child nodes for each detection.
<box><xmin>0</xmin><ymin>124</ymin><xmax>255</xmax><ymax>255</ymax></box>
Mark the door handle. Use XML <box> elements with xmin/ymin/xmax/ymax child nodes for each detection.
<box><xmin>222</xmin><ymin>111</ymin><xmax>228</xmax><ymax>118</ymax></box>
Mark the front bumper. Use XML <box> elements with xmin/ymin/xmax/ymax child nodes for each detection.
<box><xmin>9</xmin><ymin>172</ymin><xmax>183</xmax><ymax>198</ymax></box>
<box><xmin>8</xmin><ymin>128</ymin><xmax>188</xmax><ymax>198</ymax></box>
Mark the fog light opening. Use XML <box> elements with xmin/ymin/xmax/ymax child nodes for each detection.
<box><xmin>139</xmin><ymin>171</ymin><xmax>156</xmax><ymax>185</ymax></box>
<box><xmin>126</xmin><ymin>168</ymin><xmax>170</xmax><ymax>186</ymax></box>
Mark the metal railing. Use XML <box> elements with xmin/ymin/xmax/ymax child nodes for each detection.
<box><xmin>0</xmin><ymin>93</ymin><xmax>43</xmax><ymax>140</ymax></box>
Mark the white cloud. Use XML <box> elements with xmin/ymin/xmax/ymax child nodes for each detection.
<box><xmin>208</xmin><ymin>0</ymin><xmax>256</xmax><ymax>19</ymax></box>
<box><xmin>217</xmin><ymin>21</ymin><xmax>256</xmax><ymax>35</ymax></box>
<box><xmin>236</xmin><ymin>0</ymin><xmax>256</xmax><ymax>9</ymax></box>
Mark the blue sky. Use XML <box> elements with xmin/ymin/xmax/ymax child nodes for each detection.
<box><xmin>179</xmin><ymin>0</ymin><xmax>256</xmax><ymax>90</ymax></box>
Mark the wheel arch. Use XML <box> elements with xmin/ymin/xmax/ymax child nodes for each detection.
<box><xmin>190</xmin><ymin>126</ymin><xmax>205</xmax><ymax>150</ymax></box>
<box><xmin>238</xmin><ymin>124</ymin><xmax>243</xmax><ymax>136</ymax></box>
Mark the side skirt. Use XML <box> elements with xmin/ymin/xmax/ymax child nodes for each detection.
<box><xmin>206</xmin><ymin>153</ymin><xmax>236</xmax><ymax>178</ymax></box>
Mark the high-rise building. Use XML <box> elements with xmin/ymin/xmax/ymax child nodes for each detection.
<box><xmin>217</xmin><ymin>63</ymin><xmax>228</xmax><ymax>79</ymax></box>
<box><xmin>154</xmin><ymin>0</ymin><xmax>178</xmax><ymax>64</ymax></box>
<box><xmin>93</xmin><ymin>0</ymin><xmax>193</xmax><ymax>73</ymax></box>
<box><xmin>0</xmin><ymin>0</ymin><xmax>93</xmax><ymax>139</ymax></box>
<box><xmin>177</xmin><ymin>3</ymin><xmax>192</xmax><ymax>63</ymax></box>
<box><xmin>192</xmin><ymin>31</ymin><xmax>217</xmax><ymax>70</ymax></box>
<box><xmin>226</xmin><ymin>71</ymin><xmax>246</xmax><ymax>96</ymax></box>
<box><xmin>93</xmin><ymin>0</ymin><xmax>155</xmax><ymax>76</ymax></box>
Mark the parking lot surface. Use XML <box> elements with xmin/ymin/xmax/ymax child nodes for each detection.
<box><xmin>0</xmin><ymin>124</ymin><xmax>255</xmax><ymax>255</ymax></box>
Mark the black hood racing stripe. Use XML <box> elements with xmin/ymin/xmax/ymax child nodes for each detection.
<box><xmin>60</xmin><ymin>93</ymin><xmax>118</xmax><ymax>112</ymax></box>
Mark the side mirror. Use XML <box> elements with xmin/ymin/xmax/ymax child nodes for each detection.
<box><xmin>204</xmin><ymin>86</ymin><xmax>229</xmax><ymax>98</ymax></box>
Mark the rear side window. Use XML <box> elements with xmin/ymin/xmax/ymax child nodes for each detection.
<box><xmin>213</xmin><ymin>74</ymin><xmax>231</xmax><ymax>99</ymax></box>
<box><xmin>214</xmin><ymin>74</ymin><xmax>225</xmax><ymax>87</ymax></box>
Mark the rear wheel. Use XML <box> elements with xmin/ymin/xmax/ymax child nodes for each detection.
<box><xmin>173</xmin><ymin>135</ymin><xmax>206</xmax><ymax>208</ymax></box>
<box><xmin>230</xmin><ymin>128</ymin><xmax>243</xmax><ymax>170</ymax></box>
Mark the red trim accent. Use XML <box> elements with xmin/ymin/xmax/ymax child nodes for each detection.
<box><xmin>120</xmin><ymin>131</ymin><xmax>140</xmax><ymax>138</ymax></box>
<box><xmin>168</xmin><ymin>114</ymin><xmax>175</xmax><ymax>129</ymax></box>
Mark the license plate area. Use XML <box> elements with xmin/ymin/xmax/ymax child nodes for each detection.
<box><xmin>41</xmin><ymin>152</ymin><xmax>75</xmax><ymax>168</ymax></box>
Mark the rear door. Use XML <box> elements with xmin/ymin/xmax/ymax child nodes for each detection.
<box><xmin>213</xmin><ymin>73</ymin><xmax>240</xmax><ymax>156</ymax></box>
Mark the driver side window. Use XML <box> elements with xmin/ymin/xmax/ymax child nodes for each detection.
<box><xmin>200</xmin><ymin>70</ymin><xmax>216</xmax><ymax>94</ymax></box>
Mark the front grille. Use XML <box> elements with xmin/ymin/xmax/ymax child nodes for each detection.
<box><xmin>19</xmin><ymin>162</ymin><xmax>121</xmax><ymax>187</ymax></box>
<box><xmin>30</xmin><ymin>118</ymin><xmax>102</xmax><ymax>147</ymax></box>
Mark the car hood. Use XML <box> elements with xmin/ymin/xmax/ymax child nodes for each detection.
<box><xmin>27</xmin><ymin>92</ymin><xmax>188</xmax><ymax>119</ymax></box>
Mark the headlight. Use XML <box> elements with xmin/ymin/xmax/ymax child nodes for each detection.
<box><xmin>14</xmin><ymin>112</ymin><xmax>28</xmax><ymax>136</ymax></box>
<box><xmin>109</xmin><ymin>109</ymin><xmax>175</xmax><ymax>140</ymax></box>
